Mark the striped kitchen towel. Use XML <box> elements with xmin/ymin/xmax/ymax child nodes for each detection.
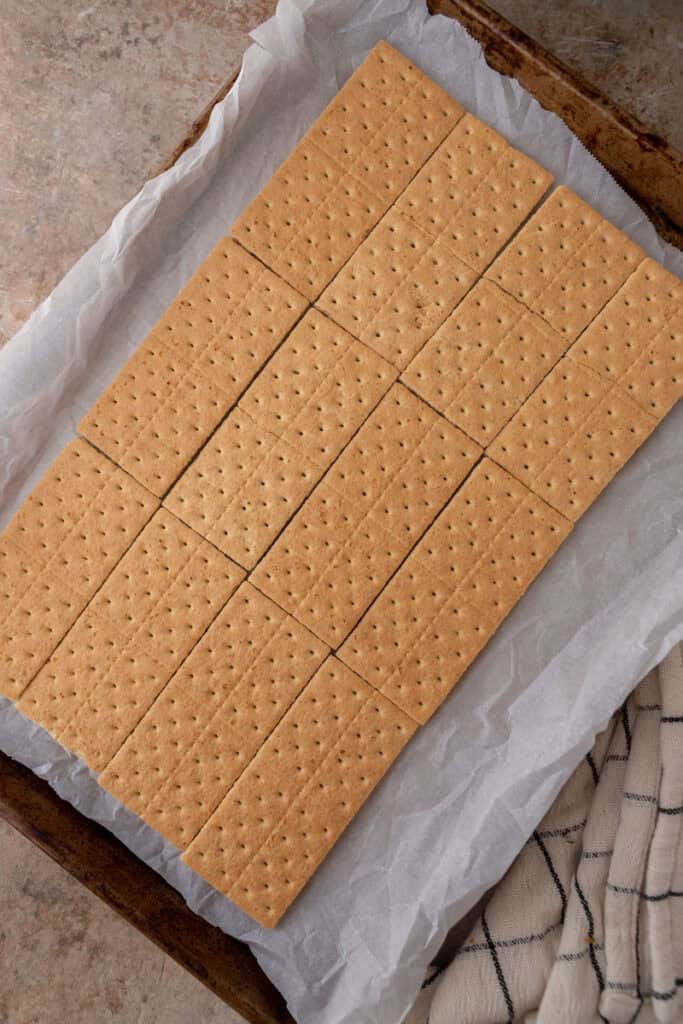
<box><xmin>409</xmin><ymin>640</ymin><xmax>683</xmax><ymax>1024</ymax></box>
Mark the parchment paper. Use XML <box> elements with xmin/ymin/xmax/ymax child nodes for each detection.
<box><xmin>1</xmin><ymin>2</ymin><xmax>681</xmax><ymax>1022</ymax></box>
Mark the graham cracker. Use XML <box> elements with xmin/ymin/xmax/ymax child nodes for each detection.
<box><xmin>487</xmin><ymin>186</ymin><xmax>645</xmax><ymax>341</ymax></box>
<box><xmin>394</xmin><ymin>113</ymin><xmax>553</xmax><ymax>272</ymax></box>
<box><xmin>489</xmin><ymin>358</ymin><xmax>658</xmax><ymax>520</ymax></box>
<box><xmin>232</xmin><ymin>42</ymin><xmax>464</xmax><ymax>300</ymax></box>
<box><xmin>18</xmin><ymin>510</ymin><xmax>244</xmax><ymax>770</ymax></box>
<box><xmin>79</xmin><ymin>238</ymin><xmax>307</xmax><ymax>496</ymax></box>
<box><xmin>339</xmin><ymin>458</ymin><xmax>570</xmax><ymax>722</ymax></box>
<box><xmin>164</xmin><ymin>311</ymin><xmax>396</xmax><ymax>568</ymax></box>
<box><xmin>622</xmin><ymin>317</ymin><xmax>682</xmax><ymax>420</ymax></box>
<box><xmin>316</xmin><ymin>207</ymin><xmax>478</xmax><ymax>370</ymax></box>
<box><xmin>401</xmin><ymin>278</ymin><xmax>570</xmax><ymax>445</ymax></box>
<box><xmin>238</xmin><ymin>309</ymin><xmax>397</xmax><ymax>467</ymax></box>
<box><xmin>99</xmin><ymin>581</ymin><xmax>328</xmax><ymax>848</ymax></box>
<box><xmin>1</xmin><ymin>439</ymin><xmax>158</xmax><ymax>701</ymax></box>
<box><xmin>252</xmin><ymin>384</ymin><xmax>481</xmax><ymax>646</ymax></box>
<box><xmin>165</xmin><ymin>411</ymin><xmax>320</xmax><ymax>572</ymax></box>
<box><xmin>567</xmin><ymin>258</ymin><xmax>683</xmax><ymax>419</ymax></box>
<box><xmin>182</xmin><ymin>656</ymin><xmax>416</xmax><ymax>928</ymax></box>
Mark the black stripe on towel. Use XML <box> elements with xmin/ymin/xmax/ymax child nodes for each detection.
<box><xmin>481</xmin><ymin>909</ymin><xmax>514</xmax><ymax>1024</ymax></box>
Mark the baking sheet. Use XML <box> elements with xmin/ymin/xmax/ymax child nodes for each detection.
<box><xmin>1</xmin><ymin>1</ymin><xmax>682</xmax><ymax>1022</ymax></box>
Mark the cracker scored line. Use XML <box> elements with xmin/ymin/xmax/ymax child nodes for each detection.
<box><xmin>251</xmin><ymin>383</ymin><xmax>481</xmax><ymax>649</ymax></box>
<box><xmin>339</xmin><ymin>458</ymin><xmax>571</xmax><ymax>723</ymax></box>
<box><xmin>401</xmin><ymin>277</ymin><xmax>571</xmax><ymax>446</ymax></box>
<box><xmin>316</xmin><ymin>115</ymin><xmax>553</xmax><ymax>371</ymax></box>
<box><xmin>392</xmin><ymin>112</ymin><xmax>553</xmax><ymax>274</ymax></box>
<box><xmin>488</xmin><ymin>357</ymin><xmax>659</xmax><ymax>522</ymax></box>
<box><xmin>78</xmin><ymin>238</ymin><xmax>308</xmax><ymax>497</ymax></box>
<box><xmin>99</xmin><ymin>581</ymin><xmax>329</xmax><ymax>850</ymax></box>
<box><xmin>232</xmin><ymin>41</ymin><xmax>465</xmax><ymax>300</ymax></box>
<box><xmin>183</xmin><ymin>656</ymin><xmax>417</xmax><ymax>928</ymax></box>
<box><xmin>1</xmin><ymin>439</ymin><xmax>159</xmax><ymax>702</ymax></box>
<box><xmin>164</xmin><ymin>309</ymin><xmax>397</xmax><ymax>569</ymax></box>
<box><xmin>566</xmin><ymin>257</ymin><xmax>683</xmax><ymax>420</ymax></box>
<box><xmin>17</xmin><ymin>510</ymin><xmax>245</xmax><ymax>771</ymax></box>
<box><xmin>486</xmin><ymin>186</ymin><xmax>645</xmax><ymax>343</ymax></box>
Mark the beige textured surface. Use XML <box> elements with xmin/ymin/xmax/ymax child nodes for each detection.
<box><xmin>317</xmin><ymin>206</ymin><xmax>478</xmax><ymax>370</ymax></box>
<box><xmin>568</xmin><ymin>258</ymin><xmax>683</xmax><ymax>419</ymax></box>
<box><xmin>0</xmin><ymin>819</ymin><xmax>245</xmax><ymax>1024</ymax></box>
<box><xmin>0</xmin><ymin>439</ymin><xmax>158</xmax><ymax>701</ymax></box>
<box><xmin>183</xmin><ymin>656</ymin><xmax>416</xmax><ymax>927</ymax></box>
<box><xmin>489</xmin><ymin>358</ymin><xmax>658</xmax><ymax>520</ymax></box>
<box><xmin>101</xmin><ymin>582</ymin><xmax>328</xmax><ymax>850</ymax></box>
<box><xmin>164</xmin><ymin>309</ymin><xmax>396</xmax><ymax>567</ymax></box>
<box><xmin>402</xmin><ymin>278</ymin><xmax>569</xmax><ymax>445</ymax></box>
<box><xmin>394</xmin><ymin>112</ymin><xmax>552</xmax><ymax>272</ymax></box>
<box><xmin>339</xmin><ymin>459</ymin><xmax>571</xmax><ymax>722</ymax></box>
<box><xmin>18</xmin><ymin>510</ymin><xmax>244</xmax><ymax>771</ymax></box>
<box><xmin>252</xmin><ymin>384</ymin><xmax>480</xmax><ymax>646</ymax></box>
<box><xmin>232</xmin><ymin>41</ymin><xmax>464</xmax><ymax>300</ymax></box>
<box><xmin>79</xmin><ymin>238</ymin><xmax>307</xmax><ymax>497</ymax></box>
<box><xmin>487</xmin><ymin>186</ymin><xmax>645</xmax><ymax>341</ymax></box>
<box><xmin>0</xmin><ymin>0</ymin><xmax>279</xmax><ymax>350</ymax></box>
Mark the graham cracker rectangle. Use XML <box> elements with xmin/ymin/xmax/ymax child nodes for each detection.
<box><xmin>252</xmin><ymin>384</ymin><xmax>481</xmax><ymax>646</ymax></box>
<box><xmin>165</xmin><ymin>411</ymin><xmax>320</xmax><ymax>572</ymax></box>
<box><xmin>324</xmin><ymin>383</ymin><xmax>481</xmax><ymax>539</ymax></box>
<box><xmin>232</xmin><ymin>41</ymin><xmax>464</xmax><ymax>300</ymax></box>
<box><xmin>393</xmin><ymin>113</ymin><xmax>552</xmax><ymax>272</ymax></box>
<box><xmin>1</xmin><ymin>439</ymin><xmax>158</xmax><ymax>701</ymax></box>
<box><xmin>79</xmin><ymin>238</ymin><xmax>307</xmax><ymax>496</ymax></box>
<box><xmin>339</xmin><ymin>458</ymin><xmax>570</xmax><ymax>722</ymax></box>
<box><xmin>316</xmin><ymin>207</ymin><xmax>478</xmax><ymax>370</ymax></box>
<box><xmin>567</xmin><ymin>258</ymin><xmax>683</xmax><ymax>419</ymax></box>
<box><xmin>250</xmin><ymin>482</ymin><xmax>398</xmax><ymax>648</ymax></box>
<box><xmin>182</xmin><ymin>656</ymin><xmax>417</xmax><ymax>928</ymax></box>
<box><xmin>401</xmin><ymin>278</ymin><xmax>570</xmax><ymax>446</ymax></box>
<box><xmin>99</xmin><ymin>581</ymin><xmax>328</xmax><ymax>849</ymax></box>
<box><xmin>17</xmin><ymin>510</ymin><xmax>244</xmax><ymax>770</ymax></box>
<box><xmin>164</xmin><ymin>311</ymin><xmax>397</xmax><ymax>568</ymax></box>
<box><xmin>488</xmin><ymin>357</ymin><xmax>658</xmax><ymax>520</ymax></box>
<box><xmin>622</xmin><ymin>317</ymin><xmax>682</xmax><ymax>421</ymax></box>
<box><xmin>238</xmin><ymin>309</ymin><xmax>398</xmax><ymax>468</ymax></box>
<box><xmin>486</xmin><ymin>187</ymin><xmax>645</xmax><ymax>341</ymax></box>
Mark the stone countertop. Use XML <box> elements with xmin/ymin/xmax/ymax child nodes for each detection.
<box><xmin>0</xmin><ymin>0</ymin><xmax>277</xmax><ymax>346</ymax></box>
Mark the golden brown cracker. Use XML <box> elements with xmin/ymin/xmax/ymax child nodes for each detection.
<box><xmin>394</xmin><ymin>113</ymin><xmax>552</xmax><ymax>272</ymax></box>
<box><xmin>252</xmin><ymin>385</ymin><xmax>480</xmax><ymax>645</ymax></box>
<box><xmin>232</xmin><ymin>42</ymin><xmax>464</xmax><ymax>299</ymax></box>
<box><xmin>164</xmin><ymin>310</ymin><xmax>397</xmax><ymax>568</ymax></box>
<box><xmin>339</xmin><ymin>459</ymin><xmax>570</xmax><ymax>722</ymax></box>
<box><xmin>1</xmin><ymin>440</ymin><xmax>158</xmax><ymax>700</ymax></box>
<box><xmin>487</xmin><ymin>186</ymin><xmax>644</xmax><ymax>341</ymax></box>
<box><xmin>79</xmin><ymin>238</ymin><xmax>307</xmax><ymax>496</ymax></box>
<box><xmin>183</xmin><ymin>656</ymin><xmax>416</xmax><ymax>927</ymax></box>
<box><xmin>18</xmin><ymin>510</ymin><xmax>244</xmax><ymax>769</ymax></box>
<box><xmin>317</xmin><ymin>208</ymin><xmax>477</xmax><ymax>369</ymax></box>
<box><xmin>402</xmin><ymin>278</ymin><xmax>569</xmax><ymax>445</ymax></box>
<box><xmin>100</xmin><ymin>582</ymin><xmax>327</xmax><ymax>848</ymax></box>
<box><xmin>568</xmin><ymin>258</ymin><xmax>683</xmax><ymax>419</ymax></box>
<box><xmin>489</xmin><ymin>358</ymin><xmax>658</xmax><ymax>520</ymax></box>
